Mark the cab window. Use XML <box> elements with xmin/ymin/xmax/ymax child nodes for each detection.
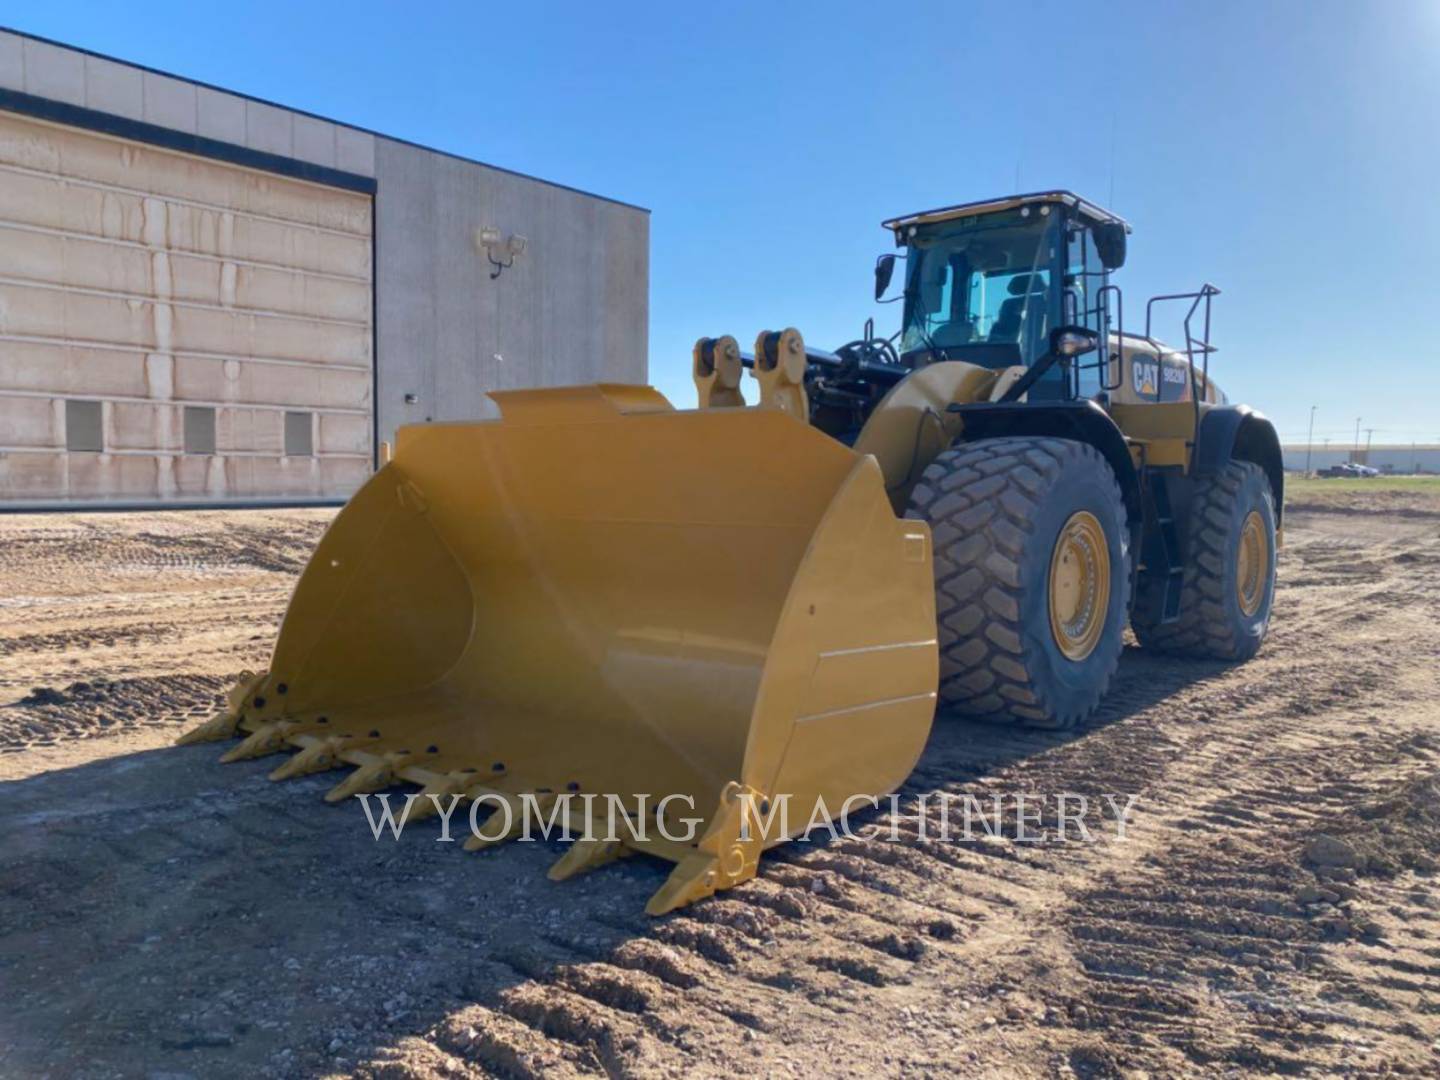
<box><xmin>900</xmin><ymin>206</ymin><xmax>1060</xmax><ymax>369</ymax></box>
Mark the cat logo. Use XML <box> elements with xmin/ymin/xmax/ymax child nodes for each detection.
<box><xmin>1132</xmin><ymin>359</ymin><xmax>1159</xmax><ymax>397</ymax></box>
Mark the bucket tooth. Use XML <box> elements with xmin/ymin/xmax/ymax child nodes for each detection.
<box><xmin>180</xmin><ymin>670</ymin><xmax>268</xmax><ymax>745</ymax></box>
<box><xmin>223</xmin><ymin>670</ymin><xmax>266</xmax><ymax>710</ymax></box>
<box><xmin>404</xmin><ymin>772</ymin><xmax>470</xmax><ymax>822</ymax></box>
<box><xmin>218</xmin><ymin>722</ymin><xmax>291</xmax><ymax>764</ymax></box>
<box><xmin>464</xmin><ymin>792</ymin><xmax>547</xmax><ymax>851</ymax></box>
<box><xmin>548</xmin><ymin>837</ymin><xmax>628</xmax><ymax>882</ymax></box>
<box><xmin>268</xmin><ymin>738</ymin><xmax>343</xmax><ymax>781</ymax></box>
<box><xmin>324</xmin><ymin>752</ymin><xmax>411</xmax><ymax>803</ymax></box>
<box><xmin>645</xmin><ymin>851</ymin><xmax>727</xmax><ymax>916</ymax></box>
<box><xmin>176</xmin><ymin>711</ymin><xmax>243</xmax><ymax>746</ymax></box>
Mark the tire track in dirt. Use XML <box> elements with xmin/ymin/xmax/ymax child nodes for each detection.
<box><xmin>2</xmin><ymin>505</ymin><xmax>1438</xmax><ymax>1078</ymax></box>
<box><xmin>0</xmin><ymin>513</ymin><xmax>325</xmax><ymax>746</ymax></box>
<box><xmin>0</xmin><ymin>674</ymin><xmax>238</xmax><ymax>751</ymax></box>
<box><xmin>349</xmin><ymin>515</ymin><xmax>1440</xmax><ymax>1078</ymax></box>
<box><xmin>1062</xmin><ymin>733</ymin><xmax>1440</xmax><ymax>1075</ymax></box>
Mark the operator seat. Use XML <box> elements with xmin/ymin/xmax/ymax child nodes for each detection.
<box><xmin>989</xmin><ymin>273</ymin><xmax>1048</xmax><ymax>343</ymax></box>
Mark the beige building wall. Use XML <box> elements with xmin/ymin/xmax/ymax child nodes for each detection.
<box><xmin>0</xmin><ymin>27</ymin><xmax>649</xmax><ymax>508</ymax></box>
<box><xmin>0</xmin><ymin>107</ymin><xmax>374</xmax><ymax>504</ymax></box>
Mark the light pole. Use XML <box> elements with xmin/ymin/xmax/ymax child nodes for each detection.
<box><xmin>1305</xmin><ymin>405</ymin><xmax>1317</xmax><ymax>476</ymax></box>
<box><xmin>1353</xmin><ymin>417</ymin><xmax>1362</xmax><ymax>463</ymax></box>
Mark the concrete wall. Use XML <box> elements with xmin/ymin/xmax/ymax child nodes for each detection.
<box><xmin>0</xmin><ymin>107</ymin><xmax>374</xmax><ymax>503</ymax></box>
<box><xmin>0</xmin><ymin>30</ymin><xmax>377</xmax><ymax>177</ymax></box>
<box><xmin>372</xmin><ymin>138</ymin><xmax>647</xmax><ymax>447</ymax></box>
<box><xmin>0</xmin><ymin>28</ymin><xmax>650</xmax><ymax>507</ymax></box>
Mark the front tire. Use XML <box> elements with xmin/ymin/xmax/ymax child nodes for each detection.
<box><xmin>905</xmin><ymin>437</ymin><xmax>1132</xmax><ymax>729</ymax></box>
<box><xmin>1132</xmin><ymin>461</ymin><xmax>1276</xmax><ymax>660</ymax></box>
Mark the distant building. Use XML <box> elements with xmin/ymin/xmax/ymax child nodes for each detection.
<box><xmin>1282</xmin><ymin>445</ymin><xmax>1440</xmax><ymax>474</ymax></box>
<box><xmin>0</xmin><ymin>28</ymin><xmax>648</xmax><ymax>507</ymax></box>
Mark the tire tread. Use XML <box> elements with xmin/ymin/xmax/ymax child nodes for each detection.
<box><xmin>906</xmin><ymin>437</ymin><xmax>1128</xmax><ymax>729</ymax></box>
<box><xmin>1133</xmin><ymin>460</ymin><xmax>1272</xmax><ymax>660</ymax></box>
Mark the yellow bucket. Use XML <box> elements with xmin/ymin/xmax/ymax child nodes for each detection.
<box><xmin>182</xmin><ymin>385</ymin><xmax>937</xmax><ymax>913</ymax></box>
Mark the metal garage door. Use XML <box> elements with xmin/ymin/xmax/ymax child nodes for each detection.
<box><xmin>0</xmin><ymin>108</ymin><xmax>373</xmax><ymax>505</ymax></box>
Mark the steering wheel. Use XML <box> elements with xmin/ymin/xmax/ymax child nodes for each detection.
<box><xmin>835</xmin><ymin>336</ymin><xmax>902</xmax><ymax>369</ymax></box>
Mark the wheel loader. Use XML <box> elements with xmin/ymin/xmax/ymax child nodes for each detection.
<box><xmin>181</xmin><ymin>190</ymin><xmax>1282</xmax><ymax>914</ymax></box>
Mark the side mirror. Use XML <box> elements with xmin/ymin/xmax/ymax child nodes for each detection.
<box><xmin>1094</xmin><ymin>222</ymin><xmax>1127</xmax><ymax>270</ymax></box>
<box><xmin>874</xmin><ymin>254</ymin><xmax>897</xmax><ymax>301</ymax></box>
<box><xmin>1050</xmin><ymin>325</ymin><xmax>1100</xmax><ymax>358</ymax></box>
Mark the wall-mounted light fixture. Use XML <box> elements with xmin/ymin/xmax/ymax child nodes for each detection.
<box><xmin>475</xmin><ymin>226</ymin><xmax>528</xmax><ymax>280</ymax></box>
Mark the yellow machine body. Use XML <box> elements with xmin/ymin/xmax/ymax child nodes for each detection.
<box><xmin>851</xmin><ymin>360</ymin><xmax>1007</xmax><ymax>511</ymax></box>
<box><xmin>183</xmin><ymin>383</ymin><xmax>937</xmax><ymax>914</ymax></box>
<box><xmin>185</xmin><ymin>327</ymin><xmax>1234</xmax><ymax>915</ymax></box>
<box><xmin>848</xmin><ymin>350</ymin><xmax>1226</xmax><ymax>508</ymax></box>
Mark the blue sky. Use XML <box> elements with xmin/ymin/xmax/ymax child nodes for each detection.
<box><xmin>11</xmin><ymin>1</ymin><xmax>1440</xmax><ymax>446</ymax></box>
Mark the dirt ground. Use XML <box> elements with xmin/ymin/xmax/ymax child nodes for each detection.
<box><xmin>2</xmin><ymin>487</ymin><xmax>1439</xmax><ymax>1079</ymax></box>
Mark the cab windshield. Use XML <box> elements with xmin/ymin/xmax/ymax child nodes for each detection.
<box><xmin>900</xmin><ymin>206</ymin><xmax>1060</xmax><ymax>369</ymax></box>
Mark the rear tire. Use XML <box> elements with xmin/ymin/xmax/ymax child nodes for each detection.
<box><xmin>905</xmin><ymin>437</ymin><xmax>1132</xmax><ymax>729</ymax></box>
<box><xmin>1132</xmin><ymin>461</ymin><xmax>1276</xmax><ymax>660</ymax></box>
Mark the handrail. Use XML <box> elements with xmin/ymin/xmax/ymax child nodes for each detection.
<box><xmin>1096</xmin><ymin>283</ymin><xmax>1124</xmax><ymax>394</ymax></box>
<box><xmin>1144</xmin><ymin>283</ymin><xmax>1220</xmax><ymax>449</ymax></box>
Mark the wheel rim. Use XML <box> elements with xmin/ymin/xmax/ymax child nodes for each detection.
<box><xmin>1236</xmin><ymin>509</ymin><xmax>1269</xmax><ymax>617</ymax></box>
<box><xmin>1048</xmin><ymin>511</ymin><xmax>1111</xmax><ymax>662</ymax></box>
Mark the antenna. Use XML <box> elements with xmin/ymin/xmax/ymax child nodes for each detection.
<box><xmin>1108</xmin><ymin>114</ymin><xmax>1117</xmax><ymax>207</ymax></box>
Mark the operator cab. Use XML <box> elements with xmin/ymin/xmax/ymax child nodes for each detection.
<box><xmin>881</xmin><ymin>191</ymin><xmax>1128</xmax><ymax>400</ymax></box>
